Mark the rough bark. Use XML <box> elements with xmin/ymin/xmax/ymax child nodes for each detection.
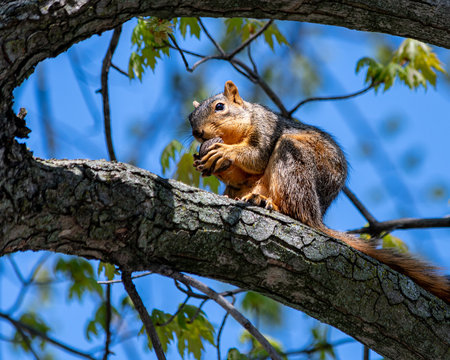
<box><xmin>0</xmin><ymin>157</ymin><xmax>449</xmax><ymax>360</ymax></box>
<box><xmin>1</xmin><ymin>0</ymin><xmax>450</xmax><ymax>98</ymax></box>
<box><xmin>0</xmin><ymin>1</ymin><xmax>449</xmax><ymax>360</ymax></box>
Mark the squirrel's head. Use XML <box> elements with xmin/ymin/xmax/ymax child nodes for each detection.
<box><xmin>189</xmin><ymin>81</ymin><xmax>252</xmax><ymax>144</ymax></box>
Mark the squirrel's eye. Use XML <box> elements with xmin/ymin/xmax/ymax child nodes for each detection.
<box><xmin>215</xmin><ymin>103</ymin><xmax>225</xmax><ymax>111</ymax></box>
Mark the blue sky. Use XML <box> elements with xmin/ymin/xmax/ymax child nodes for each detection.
<box><xmin>3</xmin><ymin>17</ymin><xmax>450</xmax><ymax>360</ymax></box>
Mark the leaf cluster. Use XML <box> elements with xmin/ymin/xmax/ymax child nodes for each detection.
<box><xmin>143</xmin><ymin>305</ymin><xmax>215</xmax><ymax>359</ymax></box>
<box><xmin>356</xmin><ymin>39</ymin><xmax>445</xmax><ymax>91</ymax></box>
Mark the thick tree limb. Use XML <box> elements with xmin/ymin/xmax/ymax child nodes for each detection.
<box><xmin>0</xmin><ymin>157</ymin><xmax>448</xmax><ymax>360</ymax></box>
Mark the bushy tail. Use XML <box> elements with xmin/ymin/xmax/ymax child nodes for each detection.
<box><xmin>319</xmin><ymin>226</ymin><xmax>450</xmax><ymax>303</ymax></box>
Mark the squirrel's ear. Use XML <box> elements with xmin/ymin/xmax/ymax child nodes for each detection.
<box><xmin>193</xmin><ymin>100</ymin><xmax>200</xmax><ymax>108</ymax></box>
<box><xmin>224</xmin><ymin>81</ymin><xmax>243</xmax><ymax>106</ymax></box>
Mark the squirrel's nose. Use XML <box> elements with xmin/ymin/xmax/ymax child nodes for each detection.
<box><xmin>193</xmin><ymin>129</ymin><xmax>204</xmax><ymax>140</ymax></box>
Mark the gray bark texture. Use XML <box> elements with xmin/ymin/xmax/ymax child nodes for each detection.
<box><xmin>0</xmin><ymin>1</ymin><xmax>449</xmax><ymax>360</ymax></box>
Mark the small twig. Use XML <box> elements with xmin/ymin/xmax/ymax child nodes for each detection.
<box><xmin>349</xmin><ymin>216</ymin><xmax>450</xmax><ymax>235</ymax></box>
<box><xmin>156</xmin><ymin>296</ymin><xmax>190</xmax><ymax>327</ymax></box>
<box><xmin>198</xmin><ymin>18</ymin><xmax>225</xmax><ymax>55</ymax></box>
<box><xmin>281</xmin><ymin>338</ymin><xmax>355</xmax><ymax>357</ymax></box>
<box><xmin>216</xmin><ymin>295</ymin><xmax>235</xmax><ymax>360</ymax></box>
<box><xmin>103</xmin><ymin>283</ymin><xmax>112</xmax><ymax>360</ymax></box>
<box><xmin>7</xmin><ymin>253</ymin><xmax>51</xmax><ymax>315</ymax></box>
<box><xmin>151</xmin><ymin>265</ymin><xmax>282</xmax><ymax>360</ymax></box>
<box><xmin>363</xmin><ymin>345</ymin><xmax>370</xmax><ymax>360</ymax></box>
<box><xmin>121</xmin><ymin>270</ymin><xmax>166</xmax><ymax>360</ymax></box>
<box><xmin>343</xmin><ymin>186</ymin><xmax>378</xmax><ymax>226</ymax></box>
<box><xmin>227</xmin><ymin>20</ymin><xmax>274</xmax><ymax>60</ymax></box>
<box><xmin>0</xmin><ymin>312</ymin><xmax>96</xmax><ymax>360</ymax></box>
<box><xmin>289</xmin><ymin>83</ymin><xmax>375</xmax><ymax>116</ymax></box>
<box><xmin>247</xmin><ymin>45</ymin><xmax>258</xmax><ymax>74</ymax></box>
<box><xmin>100</xmin><ymin>26</ymin><xmax>122</xmax><ymax>162</ymax></box>
<box><xmin>111</xmin><ymin>63</ymin><xmax>129</xmax><ymax>77</ymax></box>
<box><xmin>98</xmin><ymin>271</ymin><xmax>152</xmax><ymax>284</ymax></box>
<box><xmin>186</xmin><ymin>297</ymin><xmax>208</xmax><ymax>324</ymax></box>
<box><xmin>14</xmin><ymin>323</ymin><xmax>41</xmax><ymax>360</ymax></box>
<box><xmin>168</xmin><ymin>34</ymin><xmax>192</xmax><ymax>71</ymax></box>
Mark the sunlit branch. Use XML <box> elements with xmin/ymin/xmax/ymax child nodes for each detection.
<box><xmin>289</xmin><ymin>83</ymin><xmax>375</xmax><ymax>116</ymax></box>
<box><xmin>100</xmin><ymin>26</ymin><xmax>122</xmax><ymax>162</ymax></box>
<box><xmin>0</xmin><ymin>312</ymin><xmax>96</xmax><ymax>360</ymax></box>
<box><xmin>121</xmin><ymin>271</ymin><xmax>166</xmax><ymax>360</ymax></box>
<box><xmin>150</xmin><ymin>265</ymin><xmax>283</xmax><ymax>360</ymax></box>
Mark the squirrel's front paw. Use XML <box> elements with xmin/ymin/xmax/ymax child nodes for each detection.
<box><xmin>197</xmin><ymin>143</ymin><xmax>233</xmax><ymax>175</ymax></box>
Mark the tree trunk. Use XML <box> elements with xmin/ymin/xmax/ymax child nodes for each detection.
<box><xmin>0</xmin><ymin>1</ymin><xmax>449</xmax><ymax>360</ymax></box>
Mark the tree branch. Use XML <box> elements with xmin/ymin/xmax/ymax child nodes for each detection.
<box><xmin>121</xmin><ymin>271</ymin><xmax>166</xmax><ymax>360</ymax></box>
<box><xmin>349</xmin><ymin>216</ymin><xmax>450</xmax><ymax>235</ymax></box>
<box><xmin>150</xmin><ymin>265</ymin><xmax>282</xmax><ymax>360</ymax></box>
<box><xmin>0</xmin><ymin>158</ymin><xmax>448</xmax><ymax>360</ymax></box>
<box><xmin>289</xmin><ymin>83</ymin><xmax>375</xmax><ymax>116</ymax></box>
<box><xmin>100</xmin><ymin>26</ymin><xmax>122</xmax><ymax>162</ymax></box>
<box><xmin>0</xmin><ymin>312</ymin><xmax>96</xmax><ymax>360</ymax></box>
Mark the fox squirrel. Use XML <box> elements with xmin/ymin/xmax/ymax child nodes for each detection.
<box><xmin>189</xmin><ymin>80</ymin><xmax>450</xmax><ymax>303</ymax></box>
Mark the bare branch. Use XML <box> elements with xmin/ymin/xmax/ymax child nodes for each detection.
<box><xmin>111</xmin><ymin>63</ymin><xmax>129</xmax><ymax>77</ymax></box>
<box><xmin>349</xmin><ymin>216</ymin><xmax>450</xmax><ymax>235</ymax></box>
<box><xmin>343</xmin><ymin>186</ymin><xmax>378</xmax><ymax>226</ymax></box>
<box><xmin>103</xmin><ymin>283</ymin><xmax>112</xmax><ymax>360</ymax></box>
<box><xmin>216</xmin><ymin>294</ymin><xmax>235</xmax><ymax>360</ymax></box>
<box><xmin>150</xmin><ymin>265</ymin><xmax>282</xmax><ymax>360</ymax></box>
<box><xmin>100</xmin><ymin>26</ymin><xmax>122</xmax><ymax>162</ymax></box>
<box><xmin>198</xmin><ymin>18</ymin><xmax>225</xmax><ymax>55</ymax></box>
<box><xmin>156</xmin><ymin>295</ymin><xmax>190</xmax><ymax>327</ymax></box>
<box><xmin>121</xmin><ymin>271</ymin><xmax>166</xmax><ymax>360</ymax></box>
<box><xmin>364</xmin><ymin>345</ymin><xmax>370</xmax><ymax>360</ymax></box>
<box><xmin>0</xmin><ymin>312</ymin><xmax>96</xmax><ymax>360</ymax></box>
<box><xmin>98</xmin><ymin>271</ymin><xmax>152</xmax><ymax>284</ymax></box>
<box><xmin>168</xmin><ymin>34</ymin><xmax>192</xmax><ymax>72</ymax></box>
<box><xmin>227</xmin><ymin>20</ymin><xmax>274</xmax><ymax>60</ymax></box>
<box><xmin>289</xmin><ymin>83</ymin><xmax>375</xmax><ymax>116</ymax></box>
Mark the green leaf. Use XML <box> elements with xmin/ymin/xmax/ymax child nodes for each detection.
<box><xmin>240</xmin><ymin>331</ymin><xmax>286</xmax><ymax>360</ymax></box>
<box><xmin>356</xmin><ymin>38</ymin><xmax>446</xmax><ymax>92</ymax></box>
<box><xmin>13</xmin><ymin>312</ymin><xmax>51</xmax><ymax>352</ymax></box>
<box><xmin>241</xmin><ymin>291</ymin><xmax>282</xmax><ymax>326</ymax></box>
<box><xmin>382</xmin><ymin>234</ymin><xmax>409</xmax><ymax>253</ymax></box>
<box><xmin>178</xmin><ymin>18</ymin><xmax>201</xmax><ymax>39</ymax></box>
<box><xmin>54</xmin><ymin>257</ymin><xmax>103</xmax><ymax>301</ymax></box>
<box><xmin>97</xmin><ymin>262</ymin><xmax>118</xmax><ymax>281</ymax></box>
<box><xmin>128</xmin><ymin>17</ymin><xmax>173</xmax><ymax>79</ymax></box>
<box><xmin>144</xmin><ymin>305</ymin><xmax>215</xmax><ymax>359</ymax></box>
<box><xmin>227</xmin><ymin>348</ymin><xmax>249</xmax><ymax>360</ymax></box>
<box><xmin>161</xmin><ymin>139</ymin><xmax>183</xmax><ymax>175</ymax></box>
<box><xmin>86</xmin><ymin>302</ymin><xmax>119</xmax><ymax>341</ymax></box>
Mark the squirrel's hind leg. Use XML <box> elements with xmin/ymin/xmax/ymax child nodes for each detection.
<box><xmin>263</xmin><ymin>134</ymin><xmax>323</xmax><ymax>228</ymax></box>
